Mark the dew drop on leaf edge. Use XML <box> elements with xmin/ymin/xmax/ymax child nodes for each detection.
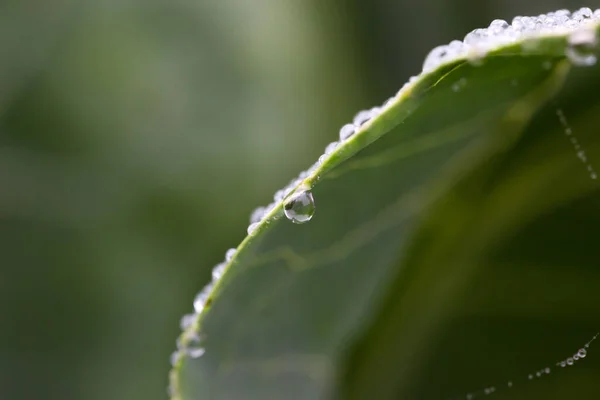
<box><xmin>283</xmin><ymin>189</ymin><xmax>315</xmax><ymax>224</ymax></box>
<box><xmin>566</xmin><ymin>27</ymin><xmax>598</xmax><ymax>66</ymax></box>
<box><xmin>339</xmin><ymin>123</ymin><xmax>357</xmax><ymax>141</ymax></box>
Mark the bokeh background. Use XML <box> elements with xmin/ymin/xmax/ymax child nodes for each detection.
<box><xmin>1</xmin><ymin>1</ymin><xmax>596</xmax><ymax>399</ymax></box>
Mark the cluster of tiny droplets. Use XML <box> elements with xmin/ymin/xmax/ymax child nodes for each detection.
<box><xmin>455</xmin><ymin>332</ymin><xmax>598</xmax><ymax>400</ymax></box>
<box><xmin>556</xmin><ymin>108</ymin><xmax>598</xmax><ymax>180</ymax></box>
<box><xmin>168</xmin><ymin>245</ymin><xmax>239</xmax><ymax>374</ymax></box>
<box><xmin>424</xmin><ymin>7</ymin><xmax>600</xmax><ymax>73</ymax></box>
<box><xmin>243</xmin><ymin>7</ymin><xmax>600</xmax><ymax>235</ymax></box>
<box><xmin>556</xmin><ymin>332</ymin><xmax>597</xmax><ymax>368</ymax></box>
<box><xmin>170</xmin><ymin>8</ymin><xmax>600</xmax><ymax>395</ymax></box>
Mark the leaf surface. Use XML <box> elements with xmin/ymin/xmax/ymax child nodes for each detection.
<box><xmin>171</xmin><ymin>11</ymin><xmax>600</xmax><ymax>400</ymax></box>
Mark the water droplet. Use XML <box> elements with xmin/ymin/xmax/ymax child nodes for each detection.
<box><xmin>353</xmin><ymin>110</ymin><xmax>372</xmax><ymax>127</ymax></box>
<box><xmin>369</xmin><ymin>106</ymin><xmax>381</xmax><ymax>117</ymax></box>
<box><xmin>180</xmin><ymin>313</ymin><xmax>195</xmax><ymax>330</ymax></box>
<box><xmin>566</xmin><ymin>28</ymin><xmax>598</xmax><ymax>66</ymax></box>
<box><xmin>545</xmin><ymin>367</ymin><xmax>551</xmax><ymax>374</ymax></box>
<box><xmin>573</xmin><ymin>353</ymin><xmax>580</xmax><ymax>360</ymax></box>
<box><xmin>247</xmin><ymin>222</ymin><xmax>260</xmax><ymax>236</ymax></box>
<box><xmin>170</xmin><ymin>351</ymin><xmax>180</xmax><ymax>366</ymax></box>
<box><xmin>188</xmin><ymin>347</ymin><xmax>205</xmax><ymax>358</ymax></box>
<box><xmin>250</xmin><ymin>206</ymin><xmax>266</xmax><ymax>223</ymax></box>
<box><xmin>225</xmin><ymin>248</ymin><xmax>236</xmax><ymax>262</ymax></box>
<box><xmin>382</xmin><ymin>96</ymin><xmax>396</xmax><ymax>108</ymax></box>
<box><xmin>283</xmin><ymin>188</ymin><xmax>315</xmax><ymax>224</ymax></box>
<box><xmin>185</xmin><ymin>334</ymin><xmax>206</xmax><ymax>359</ymax></box>
<box><xmin>193</xmin><ymin>284</ymin><xmax>213</xmax><ymax>313</ymax></box>
<box><xmin>536</xmin><ymin>371</ymin><xmax>542</xmax><ymax>377</ymax></box>
<box><xmin>212</xmin><ymin>262</ymin><xmax>226</xmax><ymax>280</ymax></box>
<box><xmin>452</xmin><ymin>77</ymin><xmax>467</xmax><ymax>92</ymax></box>
<box><xmin>324</xmin><ymin>141</ymin><xmax>339</xmax><ymax>155</ymax></box>
<box><xmin>560</xmin><ymin>361</ymin><xmax>567</xmax><ymax>367</ymax></box>
<box><xmin>283</xmin><ymin>184</ymin><xmax>296</xmax><ymax>198</ymax></box>
<box><xmin>567</xmin><ymin>357</ymin><xmax>574</xmax><ymax>365</ymax></box>
<box><xmin>573</xmin><ymin>7</ymin><xmax>593</xmax><ymax>21</ymax></box>
<box><xmin>578</xmin><ymin>348</ymin><xmax>587</xmax><ymax>358</ymax></box>
<box><xmin>507</xmin><ymin>381</ymin><xmax>513</xmax><ymax>387</ymax></box>
<box><xmin>528</xmin><ymin>374</ymin><xmax>533</xmax><ymax>380</ymax></box>
<box><xmin>339</xmin><ymin>123</ymin><xmax>357</xmax><ymax>141</ymax></box>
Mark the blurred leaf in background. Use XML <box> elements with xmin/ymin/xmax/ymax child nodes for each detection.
<box><xmin>0</xmin><ymin>1</ymin><xmax>594</xmax><ymax>400</ymax></box>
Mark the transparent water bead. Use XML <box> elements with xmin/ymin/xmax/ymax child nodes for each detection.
<box><xmin>249</xmin><ymin>206</ymin><xmax>266</xmax><ymax>223</ymax></box>
<box><xmin>566</xmin><ymin>28</ymin><xmax>598</xmax><ymax>66</ymax></box>
<box><xmin>339</xmin><ymin>123</ymin><xmax>356</xmax><ymax>141</ymax></box>
<box><xmin>483</xmin><ymin>387</ymin><xmax>496</xmax><ymax>395</ymax></box>
<box><xmin>572</xmin><ymin>7</ymin><xmax>593</xmax><ymax>21</ymax></box>
<box><xmin>225</xmin><ymin>248</ymin><xmax>236</xmax><ymax>262</ymax></box>
<box><xmin>188</xmin><ymin>347</ymin><xmax>205</xmax><ymax>359</ymax></box>
<box><xmin>353</xmin><ymin>110</ymin><xmax>373</xmax><ymax>127</ymax></box>
<box><xmin>567</xmin><ymin>357</ymin><xmax>574</xmax><ymax>365</ymax></box>
<box><xmin>324</xmin><ymin>141</ymin><xmax>339</xmax><ymax>155</ymax></box>
<box><xmin>180</xmin><ymin>313</ymin><xmax>195</xmax><ymax>330</ymax></box>
<box><xmin>283</xmin><ymin>188</ymin><xmax>315</xmax><ymax>224</ymax></box>
<box><xmin>452</xmin><ymin>77</ymin><xmax>467</xmax><ymax>92</ymax></box>
<box><xmin>578</xmin><ymin>348</ymin><xmax>587</xmax><ymax>358</ymax></box>
<box><xmin>170</xmin><ymin>351</ymin><xmax>180</xmax><ymax>366</ymax></box>
<box><xmin>193</xmin><ymin>283</ymin><xmax>213</xmax><ymax>313</ymax></box>
<box><xmin>212</xmin><ymin>262</ymin><xmax>226</xmax><ymax>280</ymax></box>
<box><xmin>247</xmin><ymin>222</ymin><xmax>260</xmax><ymax>235</ymax></box>
<box><xmin>274</xmin><ymin>189</ymin><xmax>286</xmax><ymax>202</ymax></box>
<box><xmin>186</xmin><ymin>334</ymin><xmax>206</xmax><ymax>359</ymax></box>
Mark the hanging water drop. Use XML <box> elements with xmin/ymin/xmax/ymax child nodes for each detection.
<box><xmin>283</xmin><ymin>188</ymin><xmax>315</xmax><ymax>224</ymax></box>
<box><xmin>566</xmin><ymin>28</ymin><xmax>598</xmax><ymax>66</ymax></box>
<box><xmin>559</xmin><ymin>361</ymin><xmax>567</xmax><ymax>367</ymax></box>
<box><xmin>186</xmin><ymin>334</ymin><xmax>206</xmax><ymax>359</ymax></box>
<box><xmin>567</xmin><ymin>357</ymin><xmax>574</xmax><ymax>365</ymax></box>
<box><xmin>339</xmin><ymin>123</ymin><xmax>357</xmax><ymax>141</ymax></box>
<box><xmin>188</xmin><ymin>347</ymin><xmax>205</xmax><ymax>359</ymax></box>
<box><xmin>578</xmin><ymin>348</ymin><xmax>587</xmax><ymax>358</ymax></box>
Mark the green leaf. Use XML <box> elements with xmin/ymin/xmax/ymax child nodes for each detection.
<box><xmin>171</xmin><ymin>9</ymin><xmax>600</xmax><ymax>400</ymax></box>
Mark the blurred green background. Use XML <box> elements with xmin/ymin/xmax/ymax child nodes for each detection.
<box><xmin>1</xmin><ymin>1</ymin><xmax>595</xmax><ymax>399</ymax></box>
